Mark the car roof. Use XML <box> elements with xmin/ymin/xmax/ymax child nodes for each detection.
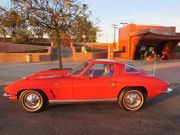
<box><xmin>88</xmin><ymin>59</ymin><xmax>125</xmax><ymax>65</ymax></box>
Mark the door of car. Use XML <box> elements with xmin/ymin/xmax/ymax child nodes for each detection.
<box><xmin>73</xmin><ymin>63</ymin><xmax>117</xmax><ymax>100</ymax></box>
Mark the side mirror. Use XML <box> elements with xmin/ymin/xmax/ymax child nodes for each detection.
<box><xmin>89</xmin><ymin>72</ymin><xmax>94</xmax><ymax>78</ymax></box>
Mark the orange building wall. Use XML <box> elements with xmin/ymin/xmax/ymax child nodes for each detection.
<box><xmin>135</xmin><ymin>25</ymin><xmax>176</xmax><ymax>33</ymax></box>
<box><xmin>118</xmin><ymin>24</ymin><xmax>177</xmax><ymax>60</ymax></box>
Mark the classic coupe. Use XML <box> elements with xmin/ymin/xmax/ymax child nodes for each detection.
<box><xmin>3</xmin><ymin>59</ymin><xmax>172</xmax><ymax>112</ymax></box>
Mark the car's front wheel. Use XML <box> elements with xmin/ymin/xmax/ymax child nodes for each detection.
<box><xmin>118</xmin><ymin>88</ymin><xmax>145</xmax><ymax>112</ymax></box>
<box><xmin>19</xmin><ymin>90</ymin><xmax>47</xmax><ymax>112</ymax></box>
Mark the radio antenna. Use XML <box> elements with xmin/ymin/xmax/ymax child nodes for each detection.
<box><xmin>153</xmin><ymin>60</ymin><xmax>157</xmax><ymax>77</ymax></box>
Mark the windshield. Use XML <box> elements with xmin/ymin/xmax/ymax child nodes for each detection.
<box><xmin>71</xmin><ymin>62</ymin><xmax>89</xmax><ymax>75</ymax></box>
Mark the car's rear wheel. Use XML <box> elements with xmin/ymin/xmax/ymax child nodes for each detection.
<box><xmin>19</xmin><ymin>90</ymin><xmax>47</xmax><ymax>113</ymax></box>
<box><xmin>118</xmin><ymin>88</ymin><xmax>145</xmax><ymax>112</ymax></box>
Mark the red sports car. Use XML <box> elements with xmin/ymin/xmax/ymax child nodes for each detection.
<box><xmin>3</xmin><ymin>59</ymin><xmax>172</xmax><ymax>112</ymax></box>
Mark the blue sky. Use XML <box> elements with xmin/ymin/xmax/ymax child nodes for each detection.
<box><xmin>84</xmin><ymin>0</ymin><xmax>180</xmax><ymax>42</ymax></box>
<box><xmin>0</xmin><ymin>0</ymin><xmax>180</xmax><ymax>42</ymax></box>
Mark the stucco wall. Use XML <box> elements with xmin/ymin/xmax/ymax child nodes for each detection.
<box><xmin>76</xmin><ymin>42</ymin><xmax>117</xmax><ymax>50</ymax></box>
<box><xmin>0</xmin><ymin>53</ymin><xmax>51</xmax><ymax>62</ymax></box>
<box><xmin>0</xmin><ymin>42</ymin><xmax>50</xmax><ymax>53</ymax></box>
<box><xmin>73</xmin><ymin>51</ymin><xmax>107</xmax><ymax>61</ymax></box>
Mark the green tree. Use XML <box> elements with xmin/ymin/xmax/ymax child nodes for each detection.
<box><xmin>0</xmin><ymin>7</ymin><xmax>32</xmax><ymax>42</ymax></box>
<box><xmin>0</xmin><ymin>7</ymin><xmax>8</xmax><ymax>38</ymax></box>
<box><xmin>74</xmin><ymin>17</ymin><xmax>98</xmax><ymax>42</ymax></box>
<box><xmin>12</xmin><ymin>0</ymin><xmax>92</xmax><ymax>69</ymax></box>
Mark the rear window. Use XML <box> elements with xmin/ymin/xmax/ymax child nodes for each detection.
<box><xmin>125</xmin><ymin>64</ymin><xmax>139</xmax><ymax>73</ymax></box>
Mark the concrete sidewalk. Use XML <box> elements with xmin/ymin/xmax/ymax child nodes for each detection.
<box><xmin>126</xmin><ymin>60</ymin><xmax>180</xmax><ymax>83</ymax></box>
<box><xmin>0</xmin><ymin>60</ymin><xmax>179</xmax><ymax>85</ymax></box>
<box><xmin>0</xmin><ymin>60</ymin><xmax>80</xmax><ymax>85</ymax></box>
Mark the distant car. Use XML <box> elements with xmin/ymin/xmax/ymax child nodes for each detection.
<box><xmin>3</xmin><ymin>59</ymin><xmax>172</xmax><ymax>112</ymax></box>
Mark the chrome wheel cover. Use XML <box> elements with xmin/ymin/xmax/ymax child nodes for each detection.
<box><xmin>123</xmin><ymin>90</ymin><xmax>143</xmax><ymax>110</ymax></box>
<box><xmin>23</xmin><ymin>92</ymin><xmax>41</xmax><ymax>110</ymax></box>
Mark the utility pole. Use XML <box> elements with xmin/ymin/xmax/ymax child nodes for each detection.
<box><xmin>82</xmin><ymin>32</ymin><xmax>87</xmax><ymax>60</ymax></box>
<box><xmin>112</xmin><ymin>24</ymin><xmax>119</xmax><ymax>43</ymax></box>
<box><xmin>120</xmin><ymin>22</ymin><xmax>128</xmax><ymax>27</ymax></box>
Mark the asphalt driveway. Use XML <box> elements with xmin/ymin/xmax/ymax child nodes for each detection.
<box><xmin>0</xmin><ymin>84</ymin><xmax>180</xmax><ymax>135</ymax></box>
<box><xmin>0</xmin><ymin>60</ymin><xmax>180</xmax><ymax>135</ymax></box>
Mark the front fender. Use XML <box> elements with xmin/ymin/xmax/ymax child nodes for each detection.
<box><xmin>4</xmin><ymin>79</ymin><xmax>56</xmax><ymax>100</ymax></box>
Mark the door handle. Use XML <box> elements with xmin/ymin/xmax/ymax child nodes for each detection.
<box><xmin>112</xmin><ymin>81</ymin><xmax>117</xmax><ymax>86</ymax></box>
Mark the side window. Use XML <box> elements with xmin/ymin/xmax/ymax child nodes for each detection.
<box><xmin>125</xmin><ymin>64</ymin><xmax>139</xmax><ymax>73</ymax></box>
<box><xmin>84</xmin><ymin>64</ymin><xmax>114</xmax><ymax>77</ymax></box>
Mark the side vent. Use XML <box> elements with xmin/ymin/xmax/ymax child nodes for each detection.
<box><xmin>49</xmin><ymin>89</ymin><xmax>56</xmax><ymax>98</ymax></box>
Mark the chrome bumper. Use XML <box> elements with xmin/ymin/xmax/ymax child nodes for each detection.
<box><xmin>3</xmin><ymin>92</ymin><xmax>16</xmax><ymax>97</ymax></box>
<box><xmin>160</xmin><ymin>88</ymin><xmax>173</xmax><ymax>94</ymax></box>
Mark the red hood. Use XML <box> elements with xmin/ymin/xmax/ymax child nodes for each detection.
<box><xmin>26</xmin><ymin>69</ymin><xmax>72</xmax><ymax>79</ymax></box>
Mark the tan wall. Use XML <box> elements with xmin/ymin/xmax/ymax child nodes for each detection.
<box><xmin>73</xmin><ymin>51</ymin><xmax>107</xmax><ymax>61</ymax></box>
<box><xmin>0</xmin><ymin>53</ymin><xmax>51</xmax><ymax>62</ymax></box>
<box><xmin>76</xmin><ymin>42</ymin><xmax>117</xmax><ymax>50</ymax></box>
<box><xmin>0</xmin><ymin>42</ymin><xmax>50</xmax><ymax>53</ymax></box>
<box><xmin>73</xmin><ymin>53</ymin><xmax>92</xmax><ymax>61</ymax></box>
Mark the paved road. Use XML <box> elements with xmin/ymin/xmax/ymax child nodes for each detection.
<box><xmin>0</xmin><ymin>84</ymin><xmax>180</xmax><ymax>135</ymax></box>
<box><xmin>0</xmin><ymin>61</ymin><xmax>80</xmax><ymax>85</ymax></box>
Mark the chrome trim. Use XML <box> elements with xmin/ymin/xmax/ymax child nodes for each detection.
<box><xmin>160</xmin><ymin>88</ymin><xmax>173</xmax><ymax>94</ymax></box>
<box><xmin>49</xmin><ymin>98</ymin><xmax>117</xmax><ymax>104</ymax></box>
<box><xmin>3</xmin><ymin>92</ymin><xmax>16</xmax><ymax>97</ymax></box>
<box><xmin>123</xmin><ymin>91</ymin><xmax>143</xmax><ymax>109</ymax></box>
<box><xmin>23</xmin><ymin>93</ymin><xmax>41</xmax><ymax>109</ymax></box>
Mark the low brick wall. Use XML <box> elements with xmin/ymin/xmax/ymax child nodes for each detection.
<box><xmin>174</xmin><ymin>53</ymin><xmax>180</xmax><ymax>59</ymax></box>
<box><xmin>28</xmin><ymin>38</ymin><xmax>50</xmax><ymax>43</ymax></box>
<box><xmin>73</xmin><ymin>51</ymin><xmax>107</xmax><ymax>61</ymax></box>
<box><xmin>75</xmin><ymin>42</ymin><xmax>117</xmax><ymax>50</ymax></box>
<box><xmin>93</xmin><ymin>51</ymin><xmax>107</xmax><ymax>59</ymax></box>
<box><xmin>0</xmin><ymin>38</ymin><xmax>50</xmax><ymax>43</ymax></box>
<box><xmin>0</xmin><ymin>42</ymin><xmax>50</xmax><ymax>53</ymax></box>
<box><xmin>0</xmin><ymin>53</ymin><xmax>51</xmax><ymax>62</ymax></box>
